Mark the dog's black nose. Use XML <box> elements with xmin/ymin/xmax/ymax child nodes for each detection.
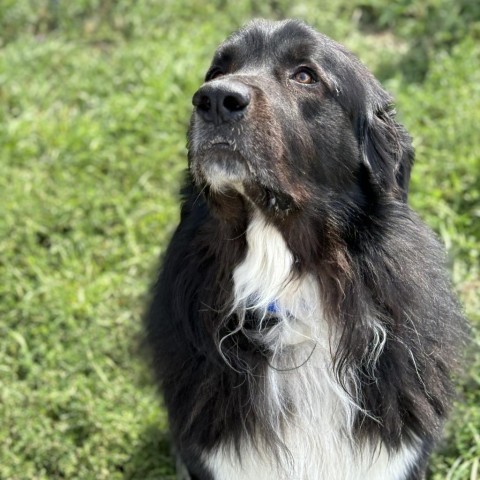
<box><xmin>192</xmin><ymin>81</ymin><xmax>251</xmax><ymax>125</ymax></box>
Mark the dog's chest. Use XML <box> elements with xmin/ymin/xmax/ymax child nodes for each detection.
<box><xmin>205</xmin><ymin>214</ymin><xmax>418</xmax><ymax>480</ymax></box>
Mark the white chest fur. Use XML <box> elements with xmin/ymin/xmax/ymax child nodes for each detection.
<box><xmin>207</xmin><ymin>213</ymin><xmax>419</xmax><ymax>480</ymax></box>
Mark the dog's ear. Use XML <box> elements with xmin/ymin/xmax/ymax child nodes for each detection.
<box><xmin>357</xmin><ymin>105</ymin><xmax>414</xmax><ymax>202</ymax></box>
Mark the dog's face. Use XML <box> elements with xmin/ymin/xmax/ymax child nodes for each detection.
<box><xmin>188</xmin><ymin>20</ymin><xmax>413</xmax><ymax>216</ymax></box>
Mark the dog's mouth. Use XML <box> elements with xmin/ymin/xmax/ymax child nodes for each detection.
<box><xmin>189</xmin><ymin>125</ymin><xmax>297</xmax><ymax>214</ymax></box>
<box><xmin>190</xmin><ymin>138</ymin><xmax>249</xmax><ymax>191</ymax></box>
<box><xmin>200</xmin><ymin>136</ymin><xmax>236</xmax><ymax>153</ymax></box>
<box><xmin>190</xmin><ymin>135</ymin><xmax>297</xmax><ymax>214</ymax></box>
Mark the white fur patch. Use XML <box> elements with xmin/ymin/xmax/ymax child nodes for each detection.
<box><xmin>207</xmin><ymin>212</ymin><xmax>419</xmax><ymax>479</ymax></box>
<box><xmin>208</xmin><ymin>440</ymin><xmax>420</xmax><ymax>480</ymax></box>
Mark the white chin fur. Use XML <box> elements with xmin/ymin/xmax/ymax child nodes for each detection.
<box><xmin>199</xmin><ymin>159</ymin><xmax>248</xmax><ymax>192</ymax></box>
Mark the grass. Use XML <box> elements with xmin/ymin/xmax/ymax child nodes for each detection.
<box><xmin>0</xmin><ymin>1</ymin><xmax>478</xmax><ymax>479</ymax></box>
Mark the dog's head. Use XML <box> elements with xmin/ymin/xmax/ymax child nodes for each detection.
<box><xmin>188</xmin><ymin>19</ymin><xmax>413</xmax><ymax>216</ymax></box>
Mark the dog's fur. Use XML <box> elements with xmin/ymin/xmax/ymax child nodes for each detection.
<box><xmin>145</xmin><ymin>19</ymin><xmax>467</xmax><ymax>480</ymax></box>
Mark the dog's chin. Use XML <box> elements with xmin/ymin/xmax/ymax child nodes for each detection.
<box><xmin>191</xmin><ymin>148</ymin><xmax>249</xmax><ymax>192</ymax></box>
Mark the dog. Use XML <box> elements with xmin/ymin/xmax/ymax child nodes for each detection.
<box><xmin>145</xmin><ymin>19</ymin><xmax>467</xmax><ymax>480</ymax></box>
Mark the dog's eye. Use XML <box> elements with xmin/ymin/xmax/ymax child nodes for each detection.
<box><xmin>292</xmin><ymin>68</ymin><xmax>316</xmax><ymax>85</ymax></box>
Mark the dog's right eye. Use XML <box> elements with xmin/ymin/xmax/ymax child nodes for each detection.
<box><xmin>291</xmin><ymin>67</ymin><xmax>317</xmax><ymax>85</ymax></box>
<box><xmin>205</xmin><ymin>68</ymin><xmax>224</xmax><ymax>81</ymax></box>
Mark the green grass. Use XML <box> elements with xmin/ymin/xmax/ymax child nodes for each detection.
<box><xmin>0</xmin><ymin>1</ymin><xmax>478</xmax><ymax>479</ymax></box>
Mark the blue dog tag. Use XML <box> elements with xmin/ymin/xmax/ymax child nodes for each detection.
<box><xmin>267</xmin><ymin>301</ymin><xmax>280</xmax><ymax>314</ymax></box>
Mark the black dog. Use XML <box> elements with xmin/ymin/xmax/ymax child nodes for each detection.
<box><xmin>145</xmin><ymin>19</ymin><xmax>466</xmax><ymax>480</ymax></box>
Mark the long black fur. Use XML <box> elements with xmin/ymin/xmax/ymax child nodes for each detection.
<box><xmin>144</xmin><ymin>19</ymin><xmax>466</xmax><ymax>479</ymax></box>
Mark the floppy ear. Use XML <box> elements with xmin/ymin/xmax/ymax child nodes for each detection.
<box><xmin>315</xmin><ymin>34</ymin><xmax>414</xmax><ymax>201</ymax></box>
<box><xmin>358</xmin><ymin>105</ymin><xmax>414</xmax><ymax>202</ymax></box>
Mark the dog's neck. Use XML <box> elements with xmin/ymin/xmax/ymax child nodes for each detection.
<box><xmin>231</xmin><ymin>210</ymin><xmax>323</xmax><ymax>348</ymax></box>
